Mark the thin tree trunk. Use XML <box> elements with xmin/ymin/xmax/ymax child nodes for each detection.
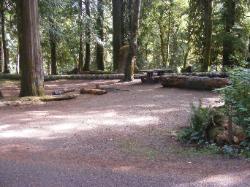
<box><xmin>17</xmin><ymin>0</ymin><xmax>44</xmax><ymax>97</ymax></box>
<box><xmin>165</xmin><ymin>5</ymin><xmax>173</xmax><ymax>68</ymax></box>
<box><xmin>96</xmin><ymin>0</ymin><xmax>104</xmax><ymax>71</ymax></box>
<box><xmin>0</xmin><ymin>40</ymin><xmax>2</xmax><ymax>72</ymax></box>
<box><xmin>158</xmin><ymin>21</ymin><xmax>167</xmax><ymax>67</ymax></box>
<box><xmin>50</xmin><ymin>33</ymin><xmax>57</xmax><ymax>75</ymax></box>
<box><xmin>124</xmin><ymin>0</ymin><xmax>141</xmax><ymax>81</ymax></box>
<box><xmin>112</xmin><ymin>0</ymin><xmax>123</xmax><ymax>71</ymax></box>
<box><xmin>201</xmin><ymin>0</ymin><xmax>213</xmax><ymax>72</ymax></box>
<box><xmin>247</xmin><ymin>36</ymin><xmax>250</xmax><ymax>66</ymax></box>
<box><xmin>16</xmin><ymin>53</ymin><xmax>19</xmax><ymax>74</ymax></box>
<box><xmin>78</xmin><ymin>0</ymin><xmax>84</xmax><ymax>73</ymax></box>
<box><xmin>0</xmin><ymin>1</ymin><xmax>9</xmax><ymax>73</ymax></box>
<box><xmin>223</xmin><ymin>1</ymin><xmax>236</xmax><ymax>68</ymax></box>
<box><xmin>83</xmin><ymin>0</ymin><xmax>90</xmax><ymax>71</ymax></box>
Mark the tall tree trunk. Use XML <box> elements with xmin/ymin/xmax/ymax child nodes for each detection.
<box><xmin>201</xmin><ymin>0</ymin><xmax>213</xmax><ymax>72</ymax></box>
<box><xmin>158</xmin><ymin>21</ymin><xmax>167</xmax><ymax>67</ymax></box>
<box><xmin>112</xmin><ymin>0</ymin><xmax>123</xmax><ymax>71</ymax></box>
<box><xmin>50</xmin><ymin>32</ymin><xmax>57</xmax><ymax>75</ymax></box>
<box><xmin>124</xmin><ymin>0</ymin><xmax>141</xmax><ymax>81</ymax></box>
<box><xmin>17</xmin><ymin>0</ymin><xmax>44</xmax><ymax>97</ymax></box>
<box><xmin>0</xmin><ymin>40</ymin><xmax>2</xmax><ymax>72</ymax></box>
<box><xmin>223</xmin><ymin>0</ymin><xmax>236</xmax><ymax>68</ymax></box>
<box><xmin>83</xmin><ymin>0</ymin><xmax>90</xmax><ymax>71</ymax></box>
<box><xmin>16</xmin><ymin>53</ymin><xmax>19</xmax><ymax>74</ymax></box>
<box><xmin>247</xmin><ymin>36</ymin><xmax>250</xmax><ymax>65</ymax></box>
<box><xmin>96</xmin><ymin>0</ymin><xmax>104</xmax><ymax>71</ymax></box>
<box><xmin>78</xmin><ymin>0</ymin><xmax>84</xmax><ymax>73</ymax></box>
<box><xmin>0</xmin><ymin>1</ymin><xmax>9</xmax><ymax>73</ymax></box>
<box><xmin>165</xmin><ymin>2</ymin><xmax>173</xmax><ymax>68</ymax></box>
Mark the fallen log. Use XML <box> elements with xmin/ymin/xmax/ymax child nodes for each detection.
<box><xmin>182</xmin><ymin>72</ymin><xmax>228</xmax><ymax>78</ymax></box>
<box><xmin>40</xmin><ymin>94</ymin><xmax>78</xmax><ymax>102</ymax></box>
<box><xmin>161</xmin><ymin>75</ymin><xmax>229</xmax><ymax>90</ymax></box>
<box><xmin>80</xmin><ymin>88</ymin><xmax>107</xmax><ymax>95</ymax></box>
<box><xmin>95</xmin><ymin>81</ymin><xmax>117</xmax><ymax>89</ymax></box>
<box><xmin>52</xmin><ymin>88</ymin><xmax>76</xmax><ymax>96</ymax></box>
<box><xmin>0</xmin><ymin>95</ymin><xmax>78</xmax><ymax>107</ymax></box>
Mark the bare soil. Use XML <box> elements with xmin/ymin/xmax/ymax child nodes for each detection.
<box><xmin>0</xmin><ymin>79</ymin><xmax>249</xmax><ymax>187</ymax></box>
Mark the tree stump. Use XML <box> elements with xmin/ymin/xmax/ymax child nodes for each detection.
<box><xmin>161</xmin><ymin>75</ymin><xmax>229</xmax><ymax>90</ymax></box>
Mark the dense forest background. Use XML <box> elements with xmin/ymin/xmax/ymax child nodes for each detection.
<box><xmin>0</xmin><ymin>0</ymin><xmax>250</xmax><ymax>75</ymax></box>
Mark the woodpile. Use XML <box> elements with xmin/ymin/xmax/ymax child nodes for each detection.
<box><xmin>161</xmin><ymin>75</ymin><xmax>229</xmax><ymax>90</ymax></box>
<box><xmin>80</xmin><ymin>88</ymin><xmax>107</xmax><ymax>95</ymax></box>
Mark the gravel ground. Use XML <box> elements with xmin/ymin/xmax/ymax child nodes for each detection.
<box><xmin>0</xmin><ymin>80</ymin><xmax>249</xmax><ymax>187</ymax></box>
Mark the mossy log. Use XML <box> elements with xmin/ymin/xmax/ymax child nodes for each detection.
<box><xmin>80</xmin><ymin>88</ymin><xmax>107</xmax><ymax>95</ymax></box>
<box><xmin>161</xmin><ymin>75</ymin><xmax>229</xmax><ymax>90</ymax></box>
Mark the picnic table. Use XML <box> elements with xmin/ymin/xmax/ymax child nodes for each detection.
<box><xmin>140</xmin><ymin>69</ymin><xmax>173</xmax><ymax>83</ymax></box>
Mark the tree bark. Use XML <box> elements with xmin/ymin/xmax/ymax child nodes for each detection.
<box><xmin>124</xmin><ymin>0</ymin><xmax>141</xmax><ymax>81</ymax></box>
<box><xmin>16</xmin><ymin>0</ymin><xmax>44</xmax><ymax>97</ymax></box>
<box><xmin>0</xmin><ymin>1</ymin><xmax>9</xmax><ymax>73</ymax></box>
<box><xmin>112</xmin><ymin>0</ymin><xmax>123</xmax><ymax>71</ymax></box>
<box><xmin>83</xmin><ymin>0</ymin><xmax>91</xmax><ymax>71</ymax></box>
<box><xmin>96</xmin><ymin>0</ymin><xmax>104</xmax><ymax>71</ymax></box>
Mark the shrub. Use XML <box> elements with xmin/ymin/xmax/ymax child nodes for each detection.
<box><xmin>178</xmin><ymin>69</ymin><xmax>250</xmax><ymax>158</ymax></box>
<box><xmin>178</xmin><ymin>103</ymin><xmax>224</xmax><ymax>144</ymax></box>
<box><xmin>218</xmin><ymin>68</ymin><xmax>250</xmax><ymax>146</ymax></box>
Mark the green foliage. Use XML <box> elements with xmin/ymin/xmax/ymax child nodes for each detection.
<box><xmin>218</xmin><ymin>68</ymin><xmax>250</xmax><ymax>146</ymax></box>
<box><xmin>179</xmin><ymin>69</ymin><xmax>250</xmax><ymax>158</ymax></box>
<box><xmin>178</xmin><ymin>103</ymin><xmax>224</xmax><ymax>144</ymax></box>
<box><xmin>218</xmin><ymin>69</ymin><xmax>250</xmax><ymax>127</ymax></box>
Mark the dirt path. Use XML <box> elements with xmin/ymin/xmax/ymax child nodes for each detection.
<box><xmin>0</xmin><ymin>80</ymin><xmax>249</xmax><ymax>187</ymax></box>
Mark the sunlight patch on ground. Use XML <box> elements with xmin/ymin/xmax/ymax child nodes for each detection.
<box><xmin>0</xmin><ymin>111</ymin><xmax>159</xmax><ymax>139</ymax></box>
<box><xmin>181</xmin><ymin>170</ymin><xmax>250</xmax><ymax>187</ymax></box>
<box><xmin>0</xmin><ymin>128</ymin><xmax>50</xmax><ymax>139</ymax></box>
